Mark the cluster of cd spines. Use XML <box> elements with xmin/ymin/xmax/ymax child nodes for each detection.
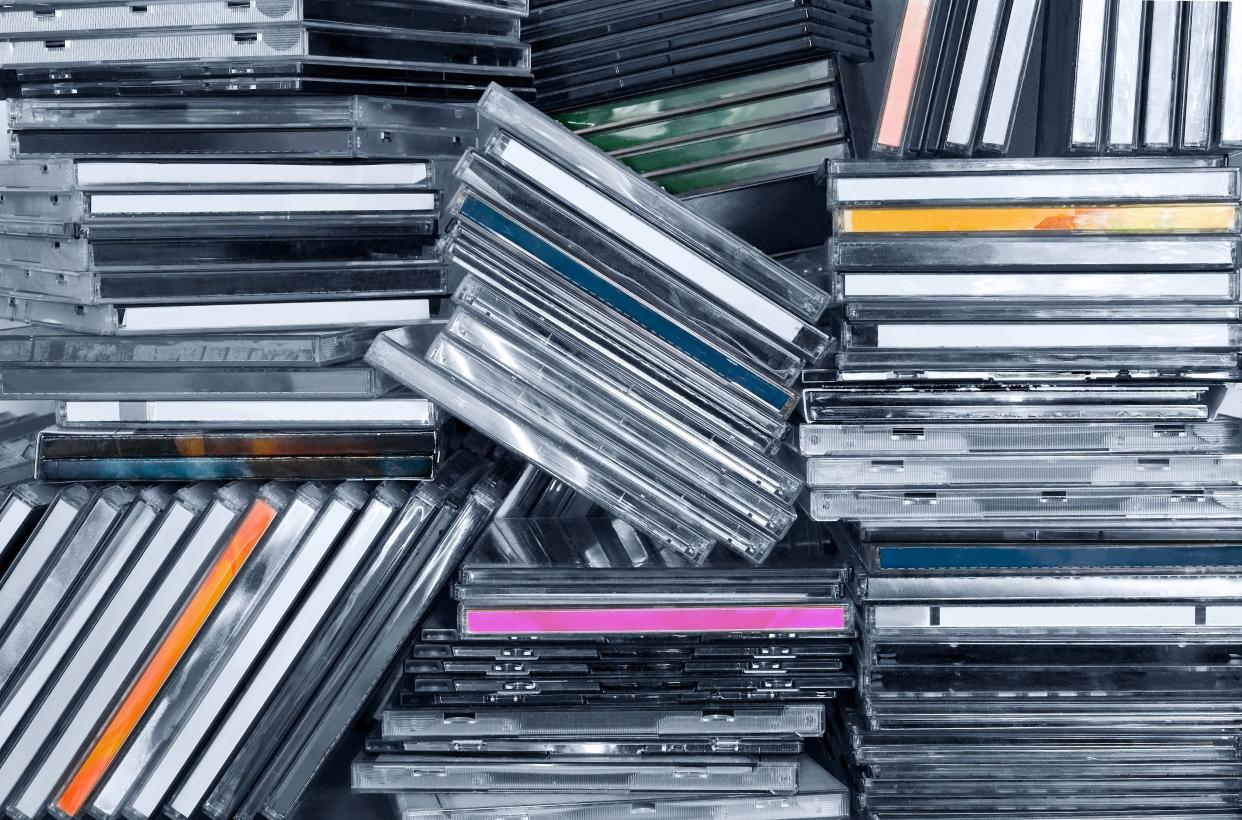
<box><xmin>350</xmin><ymin>481</ymin><xmax>854</xmax><ymax>819</ymax></box>
<box><xmin>0</xmin><ymin>0</ymin><xmax>543</xmax><ymax>482</ymax></box>
<box><xmin>0</xmin><ymin>445</ymin><xmax>521</xmax><ymax>820</ymax></box>
<box><xmin>873</xmin><ymin>0</ymin><xmax>1044</xmax><ymax>158</ymax></box>
<box><xmin>368</xmin><ymin>83</ymin><xmax>835</xmax><ymax>566</ymax></box>
<box><xmin>1052</xmin><ymin>0</ymin><xmax>1242</xmax><ymax>154</ymax></box>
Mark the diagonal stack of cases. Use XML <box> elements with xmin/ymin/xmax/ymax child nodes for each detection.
<box><xmin>553</xmin><ymin>58</ymin><xmax>856</xmax><ymax>255</ymax></box>
<box><xmin>368</xmin><ymin>83</ymin><xmax>836</xmax><ymax>565</ymax></box>
<box><xmin>832</xmin><ymin>512</ymin><xmax>1242</xmax><ymax>819</ymax></box>
<box><xmin>1043</xmin><ymin>0</ymin><xmax>1242</xmax><ymax>154</ymax></box>
<box><xmin>0</xmin><ymin>447</ymin><xmax>521</xmax><ymax>820</ymax></box>
<box><xmin>0</xmin><ymin>0</ymin><xmax>539</xmax><ymax>481</ymax></box>
<box><xmin>873</xmin><ymin>0</ymin><xmax>1045</xmax><ymax>157</ymax></box>
<box><xmin>0</xmin><ymin>0</ymin><xmax>535</xmax><ymax>99</ymax></box>
<box><xmin>354</xmin><ymin>474</ymin><xmax>854</xmax><ymax>820</ymax></box>
<box><xmin>523</xmin><ymin>0</ymin><xmax>872</xmax><ymax>112</ymax></box>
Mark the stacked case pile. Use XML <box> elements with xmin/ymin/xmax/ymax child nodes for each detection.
<box><xmin>0</xmin><ymin>447</ymin><xmax>523</xmax><ymax>820</ymax></box>
<box><xmin>873</xmin><ymin>0</ymin><xmax>1044</xmax><ymax>157</ymax></box>
<box><xmin>0</xmin><ymin>0</ymin><xmax>538</xmax><ymax>481</ymax></box>
<box><xmin>0</xmin><ymin>411</ymin><xmax>54</xmax><ymax>489</ymax></box>
<box><xmin>553</xmin><ymin>58</ymin><xmax>856</xmax><ymax>255</ymax></box>
<box><xmin>1044</xmin><ymin>0</ymin><xmax>1242</xmax><ymax>154</ymax></box>
<box><xmin>353</xmin><ymin>473</ymin><xmax>854</xmax><ymax>820</ymax></box>
<box><xmin>528</xmin><ymin>0</ymin><xmax>871</xmax><ymax>255</ymax></box>
<box><xmin>368</xmin><ymin>84</ymin><xmax>835</xmax><ymax>564</ymax></box>
<box><xmin>799</xmin><ymin>156</ymin><xmax>1242</xmax><ymax>816</ymax></box>
<box><xmin>523</xmin><ymin>0</ymin><xmax>871</xmax><ymax>111</ymax></box>
<box><xmin>0</xmin><ymin>0</ymin><xmax>535</xmax><ymax>98</ymax></box>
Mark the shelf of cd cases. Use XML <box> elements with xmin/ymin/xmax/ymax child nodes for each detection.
<box><xmin>78</xmin><ymin>482</ymin><xmax>323</xmax><ymax>820</ymax></box>
<box><xmin>367</xmin><ymin>325</ymin><xmax>735</xmax><ymax>564</ymax></box>
<box><xmin>164</xmin><ymin>481</ymin><xmax>411</xmax><ymax>820</ymax></box>
<box><xmin>0</xmin><ymin>481</ymin><xmax>259</xmax><ymax>820</ymax></box>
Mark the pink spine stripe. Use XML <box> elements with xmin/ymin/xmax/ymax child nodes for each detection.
<box><xmin>877</xmin><ymin>0</ymin><xmax>934</xmax><ymax>149</ymax></box>
<box><xmin>465</xmin><ymin>606</ymin><xmax>848</xmax><ymax>636</ymax></box>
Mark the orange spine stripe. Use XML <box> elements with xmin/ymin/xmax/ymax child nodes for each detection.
<box><xmin>840</xmin><ymin>204</ymin><xmax>1239</xmax><ymax>234</ymax></box>
<box><xmin>54</xmin><ymin>501</ymin><xmax>276</xmax><ymax>817</ymax></box>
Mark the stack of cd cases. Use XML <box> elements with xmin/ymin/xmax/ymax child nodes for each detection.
<box><xmin>821</xmin><ymin>156</ymin><xmax>1242</xmax><ymax>381</ymax></box>
<box><xmin>1043</xmin><ymin>0</ymin><xmax>1242</xmax><ymax>154</ymax></box>
<box><xmin>0</xmin><ymin>95</ymin><xmax>495</xmax><ymax>479</ymax></box>
<box><xmin>553</xmin><ymin>58</ymin><xmax>856</xmax><ymax>255</ymax></box>
<box><xmin>872</xmin><ymin>0</ymin><xmax>1044</xmax><ymax>156</ymax></box>
<box><xmin>368</xmin><ymin>83</ymin><xmax>835</xmax><ymax>565</ymax></box>
<box><xmin>523</xmin><ymin>0</ymin><xmax>872</xmax><ymax>112</ymax></box>
<box><xmin>0</xmin><ymin>446</ymin><xmax>522</xmax><ymax>820</ymax></box>
<box><xmin>832</xmin><ymin>507</ymin><xmax>1242</xmax><ymax>818</ymax></box>
<box><xmin>354</xmin><ymin>480</ymin><xmax>854</xmax><ymax>819</ymax></box>
<box><xmin>0</xmin><ymin>0</ymin><xmax>534</xmax><ymax>99</ymax></box>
